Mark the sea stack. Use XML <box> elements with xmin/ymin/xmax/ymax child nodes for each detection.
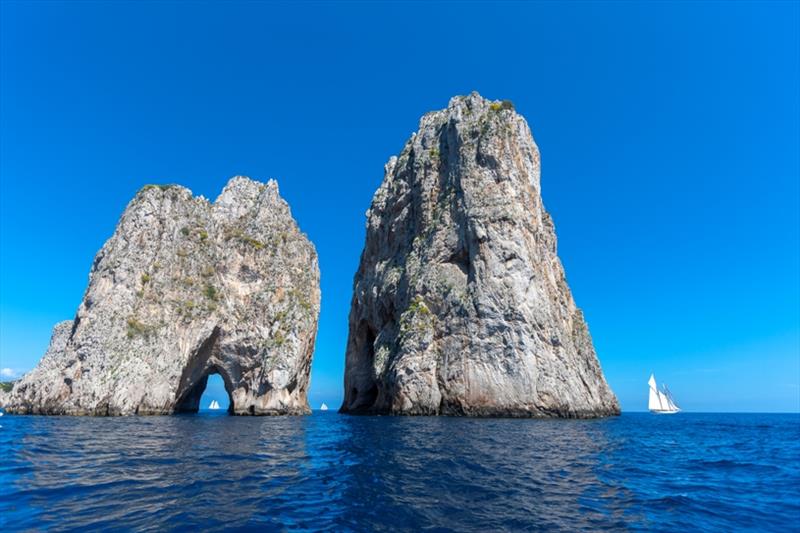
<box><xmin>4</xmin><ymin>177</ymin><xmax>320</xmax><ymax>415</ymax></box>
<box><xmin>341</xmin><ymin>93</ymin><xmax>619</xmax><ymax>417</ymax></box>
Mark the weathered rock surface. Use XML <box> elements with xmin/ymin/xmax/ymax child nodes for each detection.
<box><xmin>5</xmin><ymin>177</ymin><xmax>320</xmax><ymax>415</ymax></box>
<box><xmin>0</xmin><ymin>387</ymin><xmax>11</xmax><ymax>408</ymax></box>
<box><xmin>341</xmin><ymin>93</ymin><xmax>619</xmax><ymax>417</ymax></box>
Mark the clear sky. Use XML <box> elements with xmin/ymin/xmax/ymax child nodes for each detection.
<box><xmin>1</xmin><ymin>1</ymin><xmax>798</xmax><ymax>413</ymax></box>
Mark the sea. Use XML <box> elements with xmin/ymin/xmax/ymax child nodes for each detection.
<box><xmin>1</xmin><ymin>412</ymin><xmax>798</xmax><ymax>532</ymax></box>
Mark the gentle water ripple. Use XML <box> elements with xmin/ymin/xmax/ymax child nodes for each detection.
<box><xmin>1</xmin><ymin>413</ymin><xmax>798</xmax><ymax>531</ymax></box>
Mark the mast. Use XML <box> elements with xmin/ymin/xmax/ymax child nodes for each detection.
<box><xmin>657</xmin><ymin>389</ymin><xmax>670</xmax><ymax>410</ymax></box>
<box><xmin>663</xmin><ymin>384</ymin><xmax>679</xmax><ymax>411</ymax></box>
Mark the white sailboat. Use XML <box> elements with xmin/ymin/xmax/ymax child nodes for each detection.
<box><xmin>648</xmin><ymin>374</ymin><xmax>680</xmax><ymax>414</ymax></box>
<box><xmin>208</xmin><ymin>400</ymin><xmax>220</xmax><ymax>410</ymax></box>
<box><xmin>320</xmin><ymin>402</ymin><xmax>329</xmax><ymax>411</ymax></box>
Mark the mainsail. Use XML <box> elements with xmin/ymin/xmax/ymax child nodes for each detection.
<box><xmin>648</xmin><ymin>374</ymin><xmax>662</xmax><ymax>410</ymax></box>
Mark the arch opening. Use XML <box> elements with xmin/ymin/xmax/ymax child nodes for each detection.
<box><xmin>199</xmin><ymin>373</ymin><xmax>231</xmax><ymax>413</ymax></box>
<box><xmin>175</xmin><ymin>366</ymin><xmax>235</xmax><ymax>414</ymax></box>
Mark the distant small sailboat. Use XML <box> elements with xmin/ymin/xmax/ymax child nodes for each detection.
<box><xmin>320</xmin><ymin>403</ymin><xmax>329</xmax><ymax>411</ymax></box>
<box><xmin>208</xmin><ymin>400</ymin><xmax>220</xmax><ymax>410</ymax></box>
<box><xmin>648</xmin><ymin>374</ymin><xmax>680</xmax><ymax>414</ymax></box>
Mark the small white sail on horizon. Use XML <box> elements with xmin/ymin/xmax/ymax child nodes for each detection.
<box><xmin>208</xmin><ymin>400</ymin><xmax>220</xmax><ymax>410</ymax></box>
<box><xmin>648</xmin><ymin>374</ymin><xmax>680</xmax><ymax>414</ymax></box>
<box><xmin>320</xmin><ymin>402</ymin><xmax>329</xmax><ymax>411</ymax></box>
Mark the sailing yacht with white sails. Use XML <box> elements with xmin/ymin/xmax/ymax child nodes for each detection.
<box><xmin>648</xmin><ymin>374</ymin><xmax>680</xmax><ymax>414</ymax></box>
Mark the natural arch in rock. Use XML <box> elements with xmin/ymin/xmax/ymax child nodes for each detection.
<box><xmin>2</xmin><ymin>176</ymin><xmax>321</xmax><ymax>416</ymax></box>
<box><xmin>176</xmin><ymin>368</ymin><xmax>235</xmax><ymax>414</ymax></box>
<box><xmin>171</xmin><ymin>327</ymin><xmax>308</xmax><ymax>416</ymax></box>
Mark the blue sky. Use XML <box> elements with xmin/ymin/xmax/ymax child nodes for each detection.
<box><xmin>1</xmin><ymin>1</ymin><xmax>798</xmax><ymax>412</ymax></box>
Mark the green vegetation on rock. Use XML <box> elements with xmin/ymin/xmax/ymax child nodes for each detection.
<box><xmin>489</xmin><ymin>99</ymin><xmax>514</xmax><ymax>111</ymax></box>
<box><xmin>141</xmin><ymin>184</ymin><xmax>177</xmax><ymax>192</ymax></box>
<box><xmin>126</xmin><ymin>317</ymin><xmax>153</xmax><ymax>338</ymax></box>
<box><xmin>224</xmin><ymin>228</ymin><xmax>265</xmax><ymax>249</ymax></box>
<box><xmin>399</xmin><ymin>295</ymin><xmax>435</xmax><ymax>335</ymax></box>
<box><xmin>273</xmin><ymin>330</ymin><xmax>286</xmax><ymax>347</ymax></box>
<box><xmin>204</xmin><ymin>284</ymin><xmax>218</xmax><ymax>301</ymax></box>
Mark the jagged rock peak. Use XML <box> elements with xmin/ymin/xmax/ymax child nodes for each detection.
<box><xmin>4</xmin><ymin>176</ymin><xmax>320</xmax><ymax>416</ymax></box>
<box><xmin>341</xmin><ymin>92</ymin><xmax>620</xmax><ymax>418</ymax></box>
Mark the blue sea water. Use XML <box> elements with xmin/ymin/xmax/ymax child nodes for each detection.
<box><xmin>1</xmin><ymin>412</ymin><xmax>798</xmax><ymax>531</ymax></box>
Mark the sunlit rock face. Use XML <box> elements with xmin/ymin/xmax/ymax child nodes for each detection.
<box><xmin>4</xmin><ymin>177</ymin><xmax>320</xmax><ymax>415</ymax></box>
<box><xmin>341</xmin><ymin>93</ymin><xmax>619</xmax><ymax>418</ymax></box>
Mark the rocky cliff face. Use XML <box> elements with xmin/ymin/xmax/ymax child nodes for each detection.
<box><xmin>5</xmin><ymin>177</ymin><xmax>320</xmax><ymax>415</ymax></box>
<box><xmin>341</xmin><ymin>93</ymin><xmax>619</xmax><ymax>417</ymax></box>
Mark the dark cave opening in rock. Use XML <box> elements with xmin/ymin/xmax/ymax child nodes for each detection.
<box><xmin>347</xmin><ymin>321</ymin><xmax>381</xmax><ymax>412</ymax></box>
<box><xmin>175</xmin><ymin>367</ymin><xmax>234</xmax><ymax>414</ymax></box>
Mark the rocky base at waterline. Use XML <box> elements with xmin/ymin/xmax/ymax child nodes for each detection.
<box><xmin>341</xmin><ymin>93</ymin><xmax>620</xmax><ymax>418</ymax></box>
<box><xmin>3</xmin><ymin>177</ymin><xmax>320</xmax><ymax>416</ymax></box>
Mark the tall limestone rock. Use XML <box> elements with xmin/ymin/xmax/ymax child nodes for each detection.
<box><xmin>5</xmin><ymin>177</ymin><xmax>320</xmax><ymax>415</ymax></box>
<box><xmin>341</xmin><ymin>93</ymin><xmax>619</xmax><ymax>417</ymax></box>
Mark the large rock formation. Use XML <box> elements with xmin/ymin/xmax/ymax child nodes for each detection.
<box><xmin>341</xmin><ymin>93</ymin><xmax>619</xmax><ymax>417</ymax></box>
<box><xmin>4</xmin><ymin>177</ymin><xmax>320</xmax><ymax>415</ymax></box>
